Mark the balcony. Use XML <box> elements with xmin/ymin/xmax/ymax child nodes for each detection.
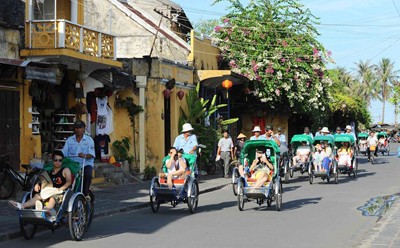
<box><xmin>21</xmin><ymin>20</ymin><xmax>121</xmax><ymax>68</ymax></box>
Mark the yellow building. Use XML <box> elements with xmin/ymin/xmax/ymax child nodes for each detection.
<box><xmin>0</xmin><ymin>0</ymin><xmax>122</xmax><ymax>170</ymax></box>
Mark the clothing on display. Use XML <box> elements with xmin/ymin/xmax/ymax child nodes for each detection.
<box><xmin>96</xmin><ymin>97</ymin><xmax>108</xmax><ymax>135</ymax></box>
<box><xmin>94</xmin><ymin>134</ymin><xmax>111</xmax><ymax>159</ymax></box>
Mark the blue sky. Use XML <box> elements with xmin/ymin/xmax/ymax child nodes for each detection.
<box><xmin>174</xmin><ymin>0</ymin><xmax>400</xmax><ymax>124</ymax></box>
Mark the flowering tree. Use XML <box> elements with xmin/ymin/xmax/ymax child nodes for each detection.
<box><xmin>212</xmin><ymin>0</ymin><xmax>333</xmax><ymax>112</ymax></box>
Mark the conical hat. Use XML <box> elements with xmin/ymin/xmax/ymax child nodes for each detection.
<box><xmin>237</xmin><ymin>133</ymin><xmax>246</xmax><ymax>139</ymax></box>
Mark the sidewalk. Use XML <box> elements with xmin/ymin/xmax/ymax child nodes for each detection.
<box><xmin>357</xmin><ymin>198</ymin><xmax>400</xmax><ymax>247</ymax></box>
<box><xmin>0</xmin><ymin>174</ymin><xmax>230</xmax><ymax>242</ymax></box>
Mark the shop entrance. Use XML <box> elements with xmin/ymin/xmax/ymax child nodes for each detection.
<box><xmin>164</xmin><ymin>98</ymin><xmax>171</xmax><ymax>154</ymax></box>
<box><xmin>0</xmin><ymin>90</ymin><xmax>20</xmax><ymax>170</ymax></box>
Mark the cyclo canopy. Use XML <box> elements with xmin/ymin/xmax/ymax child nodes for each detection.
<box><xmin>357</xmin><ymin>132</ymin><xmax>368</xmax><ymax>139</ymax></box>
<box><xmin>334</xmin><ymin>134</ymin><xmax>355</xmax><ymax>146</ymax></box>
<box><xmin>239</xmin><ymin>140</ymin><xmax>280</xmax><ymax>178</ymax></box>
<box><xmin>377</xmin><ymin>132</ymin><xmax>388</xmax><ymax>139</ymax></box>
<box><xmin>313</xmin><ymin>135</ymin><xmax>334</xmax><ymax>146</ymax></box>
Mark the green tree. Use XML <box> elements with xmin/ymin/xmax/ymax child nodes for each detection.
<box><xmin>212</xmin><ymin>0</ymin><xmax>333</xmax><ymax>113</ymax></box>
<box><xmin>353</xmin><ymin>60</ymin><xmax>379</xmax><ymax>107</ymax></box>
<box><xmin>374</xmin><ymin>58</ymin><xmax>397</xmax><ymax>123</ymax></box>
<box><xmin>193</xmin><ymin>19</ymin><xmax>220</xmax><ymax>37</ymax></box>
<box><xmin>327</xmin><ymin>68</ymin><xmax>371</xmax><ymax>128</ymax></box>
<box><xmin>389</xmin><ymin>81</ymin><xmax>400</xmax><ymax>127</ymax></box>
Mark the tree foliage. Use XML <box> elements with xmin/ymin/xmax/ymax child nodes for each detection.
<box><xmin>193</xmin><ymin>19</ymin><xmax>220</xmax><ymax>37</ymax></box>
<box><xmin>327</xmin><ymin>68</ymin><xmax>371</xmax><ymax>127</ymax></box>
<box><xmin>212</xmin><ymin>0</ymin><xmax>333</xmax><ymax>112</ymax></box>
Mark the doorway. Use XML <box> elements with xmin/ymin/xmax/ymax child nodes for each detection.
<box><xmin>0</xmin><ymin>90</ymin><xmax>20</xmax><ymax>170</ymax></box>
<box><xmin>164</xmin><ymin>98</ymin><xmax>171</xmax><ymax>155</ymax></box>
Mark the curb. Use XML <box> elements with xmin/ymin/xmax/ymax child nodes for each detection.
<box><xmin>0</xmin><ymin>182</ymin><xmax>230</xmax><ymax>243</ymax></box>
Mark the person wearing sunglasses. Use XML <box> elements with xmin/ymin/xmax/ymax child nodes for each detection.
<box><xmin>9</xmin><ymin>150</ymin><xmax>72</xmax><ymax>215</ymax></box>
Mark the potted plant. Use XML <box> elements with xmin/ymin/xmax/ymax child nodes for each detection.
<box><xmin>144</xmin><ymin>166</ymin><xmax>156</xmax><ymax>180</ymax></box>
<box><xmin>112</xmin><ymin>137</ymin><xmax>132</xmax><ymax>172</ymax></box>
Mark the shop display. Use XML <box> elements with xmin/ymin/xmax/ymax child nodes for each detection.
<box><xmin>52</xmin><ymin>114</ymin><xmax>76</xmax><ymax>151</ymax></box>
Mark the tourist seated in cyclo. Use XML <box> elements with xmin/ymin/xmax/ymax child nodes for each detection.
<box><xmin>159</xmin><ymin>147</ymin><xmax>187</xmax><ymax>189</ymax></box>
<box><xmin>378</xmin><ymin>135</ymin><xmax>387</xmax><ymax>147</ymax></box>
<box><xmin>292</xmin><ymin>141</ymin><xmax>310</xmax><ymax>166</ymax></box>
<box><xmin>249</xmin><ymin>148</ymin><xmax>274</xmax><ymax>188</ymax></box>
<box><xmin>313</xmin><ymin>144</ymin><xmax>325</xmax><ymax>172</ymax></box>
<box><xmin>237</xmin><ymin>148</ymin><xmax>274</xmax><ymax>187</ymax></box>
<box><xmin>321</xmin><ymin>141</ymin><xmax>333</xmax><ymax>173</ymax></box>
<box><xmin>9</xmin><ymin>151</ymin><xmax>72</xmax><ymax>216</ymax></box>
<box><xmin>336</xmin><ymin>141</ymin><xmax>353</xmax><ymax>168</ymax></box>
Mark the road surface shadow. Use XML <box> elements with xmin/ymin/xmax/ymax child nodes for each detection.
<box><xmin>282</xmin><ymin>185</ymin><xmax>301</xmax><ymax>193</ymax></box>
<box><xmin>280</xmin><ymin>197</ymin><xmax>322</xmax><ymax>211</ymax></box>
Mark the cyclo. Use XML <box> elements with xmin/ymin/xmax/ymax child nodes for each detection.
<box><xmin>16</xmin><ymin>158</ymin><xmax>94</xmax><ymax>241</ymax></box>
<box><xmin>334</xmin><ymin>134</ymin><xmax>358</xmax><ymax>179</ymax></box>
<box><xmin>309</xmin><ymin>135</ymin><xmax>339</xmax><ymax>184</ymax></box>
<box><xmin>149</xmin><ymin>153</ymin><xmax>199</xmax><ymax>214</ymax></box>
<box><xmin>377</xmin><ymin>131</ymin><xmax>390</xmax><ymax>156</ymax></box>
<box><xmin>289</xmin><ymin>134</ymin><xmax>313</xmax><ymax>178</ymax></box>
<box><xmin>357</xmin><ymin>132</ymin><xmax>368</xmax><ymax>155</ymax></box>
<box><xmin>236</xmin><ymin>140</ymin><xmax>282</xmax><ymax>211</ymax></box>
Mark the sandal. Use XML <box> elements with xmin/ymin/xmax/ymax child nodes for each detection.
<box><xmin>8</xmin><ymin>200</ymin><xmax>22</xmax><ymax>210</ymax></box>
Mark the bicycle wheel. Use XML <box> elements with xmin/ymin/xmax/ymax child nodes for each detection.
<box><xmin>0</xmin><ymin>172</ymin><xmax>14</xmax><ymax>199</ymax></box>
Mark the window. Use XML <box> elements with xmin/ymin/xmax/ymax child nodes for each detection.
<box><xmin>33</xmin><ymin>0</ymin><xmax>55</xmax><ymax>20</ymax></box>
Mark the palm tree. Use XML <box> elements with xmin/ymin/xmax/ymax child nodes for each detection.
<box><xmin>374</xmin><ymin>58</ymin><xmax>397</xmax><ymax>123</ymax></box>
<box><xmin>353</xmin><ymin>60</ymin><xmax>379</xmax><ymax>107</ymax></box>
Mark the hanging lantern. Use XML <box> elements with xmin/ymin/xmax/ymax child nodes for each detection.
<box><xmin>163</xmin><ymin>89</ymin><xmax>171</xmax><ymax>99</ymax></box>
<box><xmin>177</xmin><ymin>90</ymin><xmax>185</xmax><ymax>100</ymax></box>
<box><xmin>222</xmin><ymin>79</ymin><xmax>233</xmax><ymax>98</ymax></box>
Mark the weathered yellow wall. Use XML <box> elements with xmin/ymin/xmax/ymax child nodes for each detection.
<box><xmin>143</xmin><ymin>61</ymin><xmax>193</xmax><ymax>172</ymax></box>
<box><xmin>20</xmin><ymin>81</ymin><xmax>41</xmax><ymax>168</ymax></box>
<box><xmin>107</xmin><ymin>89</ymin><xmax>140</xmax><ymax>163</ymax></box>
<box><xmin>188</xmin><ymin>30</ymin><xmax>220</xmax><ymax>71</ymax></box>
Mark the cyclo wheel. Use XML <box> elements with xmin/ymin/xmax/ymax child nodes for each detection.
<box><xmin>289</xmin><ymin>160</ymin><xmax>294</xmax><ymax>178</ymax></box>
<box><xmin>0</xmin><ymin>172</ymin><xmax>14</xmax><ymax>199</ymax></box>
<box><xmin>353</xmin><ymin>158</ymin><xmax>358</xmax><ymax>178</ymax></box>
<box><xmin>275</xmin><ymin>183</ymin><xmax>282</xmax><ymax>211</ymax></box>
<box><xmin>309</xmin><ymin>173</ymin><xmax>313</xmax><ymax>184</ymax></box>
<box><xmin>20</xmin><ymin>219</ymin><xmax>36</xmax><ymax>240</ymax></box>
<box><xmin>284</xmin><ymin>159</ymin><xmax>290</xmax><ymax>183</ymax></box>
<box><xmin>187</xmin><ymin>179</ymin><xmax>199</xmax><ymax>214</ymax></box>
<box><xmin>85</xmin><ymin>190</ymin><xmax>95</xmax><ymax>232</ymax></box>
<box><xmin>237</xmin><ymin>179</ymin><xmax>245</xmax><ymax>211</ymax></box>
<box><xmin>150</xmin><ymin>178</ymin><xmax>160</xmax><ymax>213</ymax></box>
<box><xmin>232</xmin><ymin>167</ymin><xmax>240</xmax><ymax>196</ymax></box>
<box><xmin>69</xmin><ymin>194</ymin><xmax>87</xmax><ymax>241</ymax></box>
<box><xmin>206</xmin><ymin>162</ymin><xmax>216</xmax><ymax>175</ymax></box>
<box><xmin>334</xmin><ymin>165</ymin><xmax>339</xmax><ymax>184</ymax></box>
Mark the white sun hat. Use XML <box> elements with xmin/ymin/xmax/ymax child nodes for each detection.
<box><xmin>346</xmin><ymin>125</ymin><xmax>352</xmax><ymax>130</ymax></box>
<box><xmin>252</xmin><ymin>126</ymin><xmax>262</xmax><ymax>132</ymax></box>
<box><xmin>321</xmin><ymin>127</ymin><xmax>330</xmax><ymax>133</ymax></box>
<box><xmin>181</xmin><ymin>123</ymin><xmax>194</xmax><ymax>133</ymax></box>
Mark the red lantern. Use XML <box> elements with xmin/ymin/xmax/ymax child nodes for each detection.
<box><xmin>163</xmin><ymin>89</ymin><xmax>171</xmax><ymax>99</ymax></box>
<box><xmin>222</xmin><ymin>79</ymin><xmax>233</xmax><ymax>98</ymax></box>
<box><xmin>222</xmin><ymin>79</ymin><xmax>233</xmax><ymax>89</ymax></box>
<box><xmin>177</xmin><ymin>90</ymin><xmax>185</xmax><ymax>100</ymax></box>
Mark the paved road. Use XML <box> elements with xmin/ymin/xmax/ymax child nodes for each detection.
<box><xmin>3</xmin><ymin>144</ymin><xmax>400</xmax><ymax>248</ymax></box>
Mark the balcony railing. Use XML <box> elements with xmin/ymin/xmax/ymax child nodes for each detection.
<box><xmin>26</xmin><ymin>20</ymin><xmax>116</xmax><ymax>60</ymax></box>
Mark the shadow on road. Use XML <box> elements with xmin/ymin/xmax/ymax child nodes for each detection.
<box><xmin>281</xmin><ymin>197</ymin><xmax>323</xmax><ymax>211</ymax></box>
<box><xmin>282</xmin><ymin>185</ymin><xmax>301</xmax><ymax>193</ymax></box>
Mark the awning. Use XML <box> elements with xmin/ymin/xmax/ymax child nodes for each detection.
<box><xmin>89</xmin><ymin>68</ymin><xmax>135</xmax><ymax>90</ymax></box>
<box><xmin>0</xmin><ymin>58</ymin><xmax>31</xmax><ymax>67</ymax></box>
<box><xmin>198</xmin><ymin>70</ymin><xmax>250</xmax><ymax>88</ymax></box>
<box><xmin>25</xmin><ymin>66</ymin><xmax>64</xmax><ymax>84</ymax></box>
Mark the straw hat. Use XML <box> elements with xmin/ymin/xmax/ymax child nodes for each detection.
<box><xmin>237</xmin><ymin>133</ymin><xmax>246</xmax><ymax>139</ymax></box>
<box><xmin>181</xmin><ymin>123</ymin><xmax>194</xmax><ymax>133</ymax></box>
<box><xmin>321</xmin><ymin>127</ymin><xmax>330</xmax><ymax>133</ymax></box>
<box><xmin>252</xmin><ymin>126</ymin><xmax>262</xmax><ymax>132</ymax></box>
